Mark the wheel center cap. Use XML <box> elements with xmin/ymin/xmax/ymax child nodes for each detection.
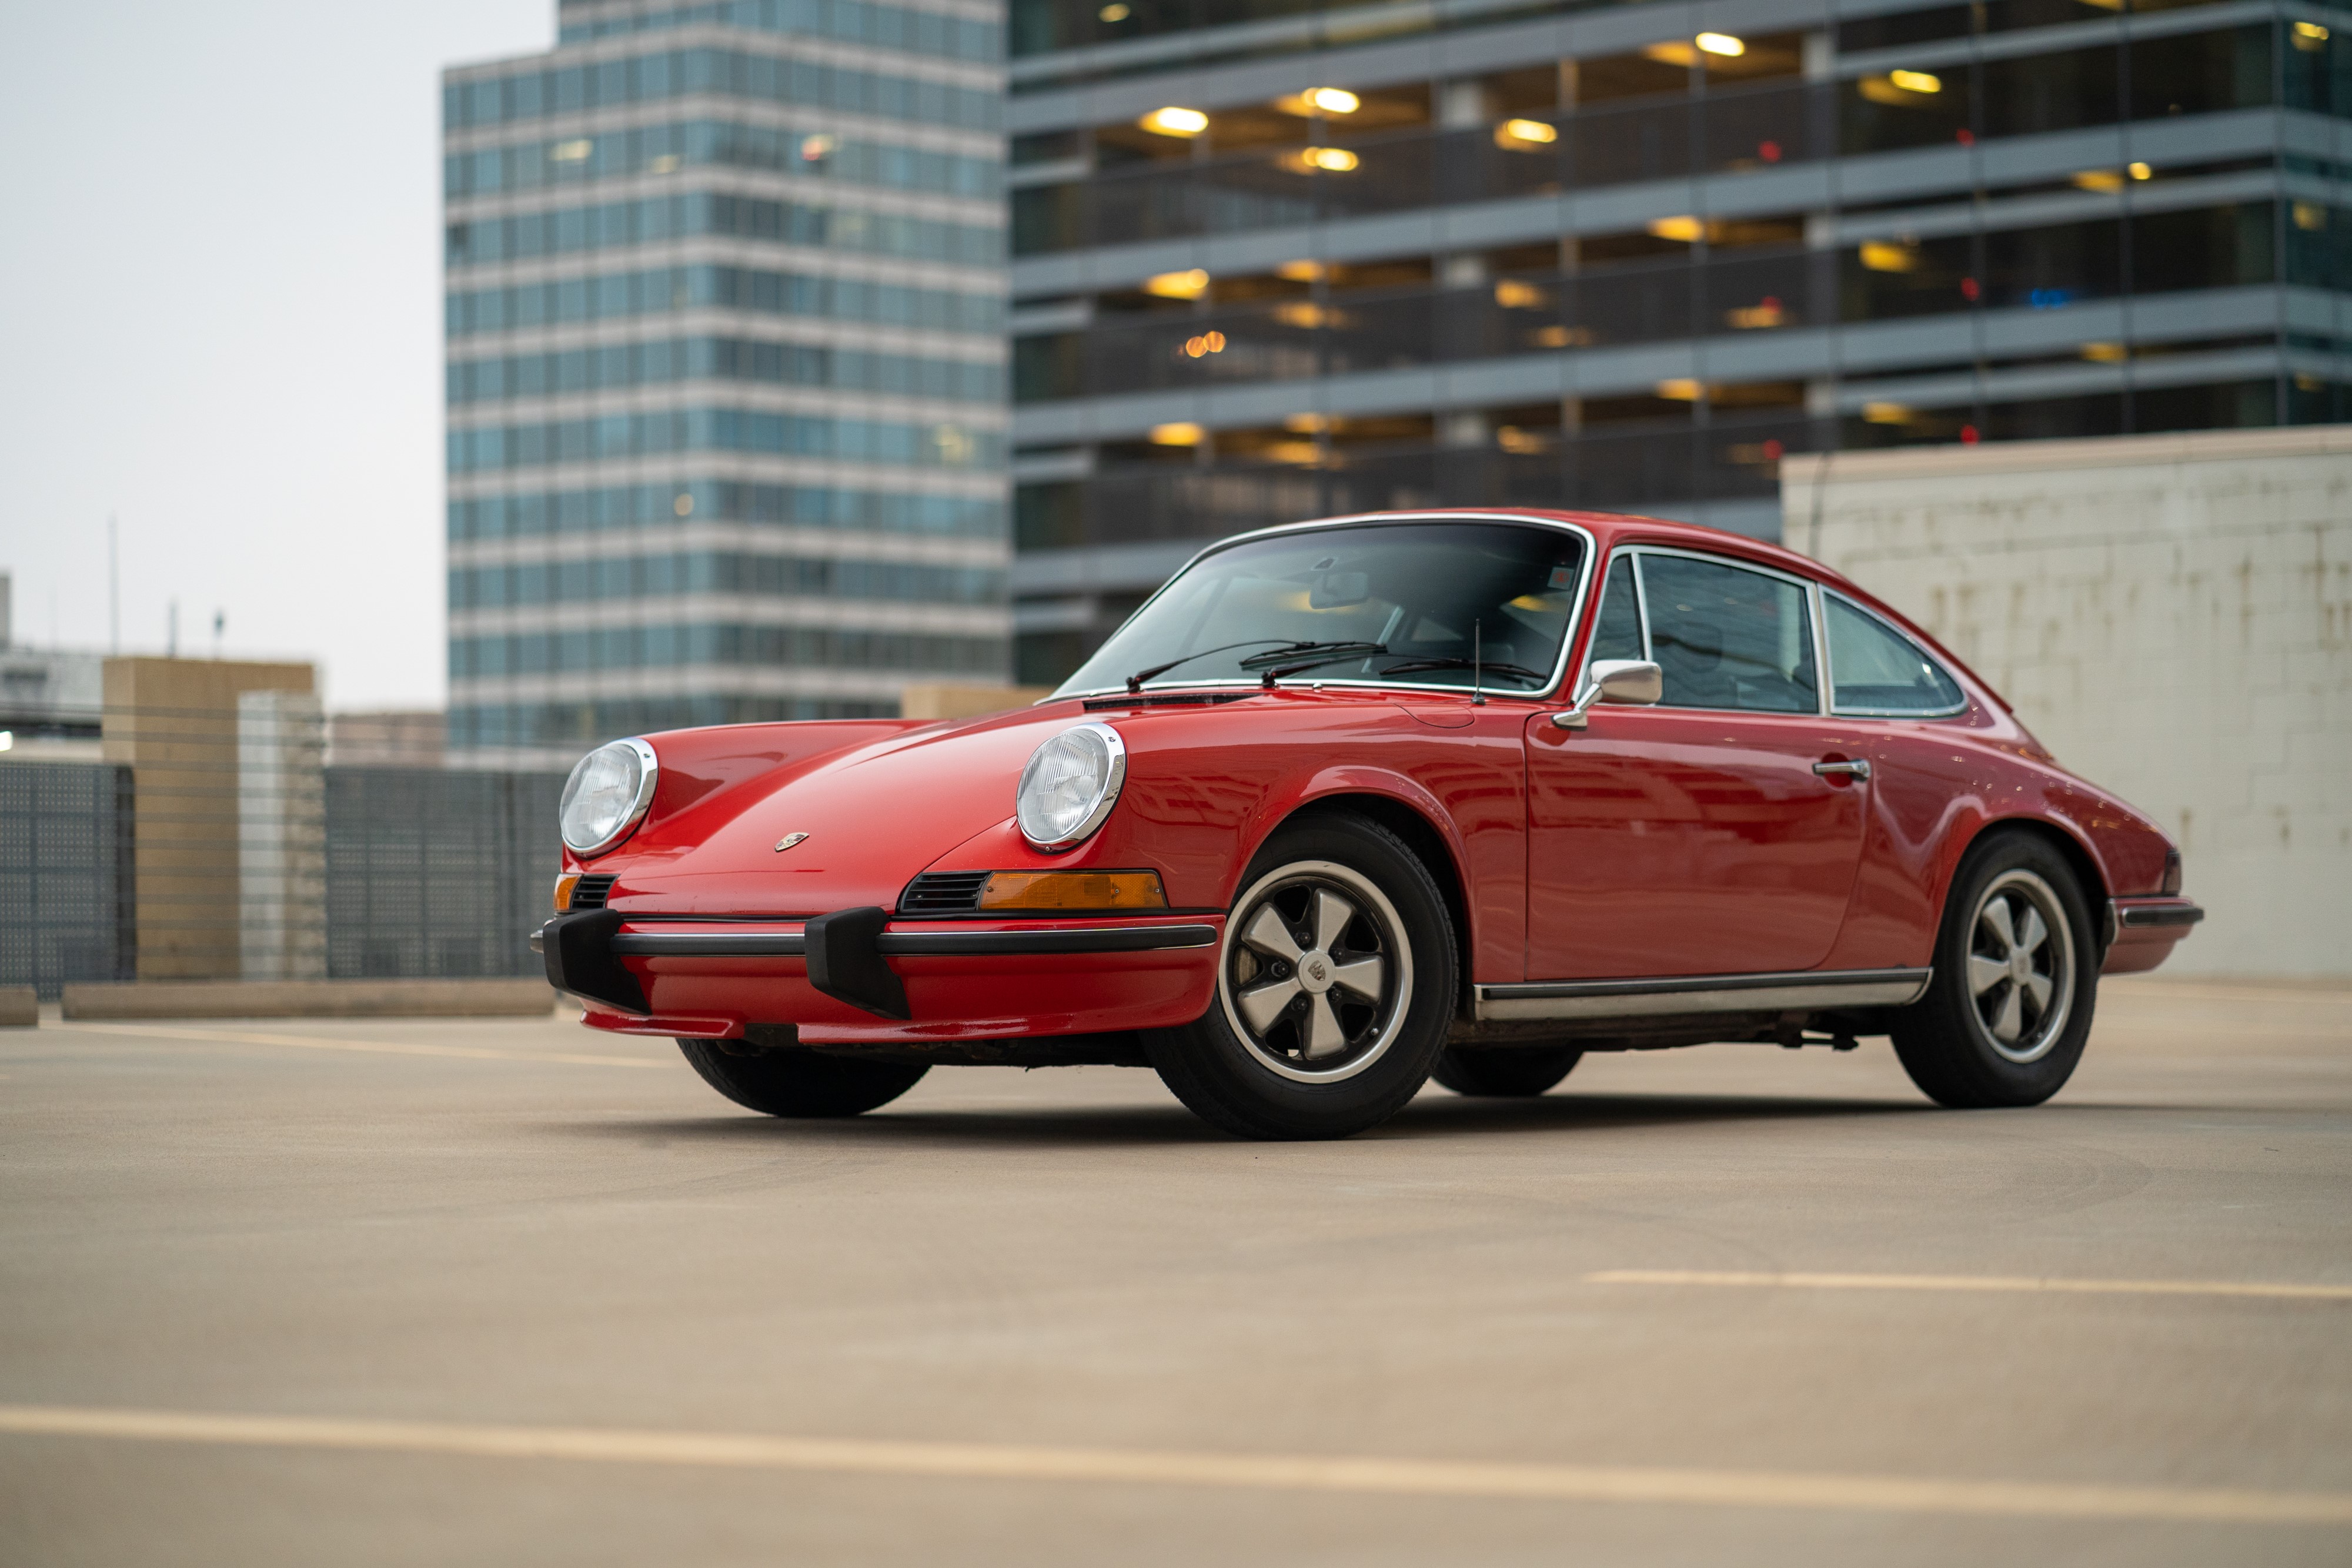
<box><xmin>1298</xmin><ymin>950</ymin><xmax>1335</xmax><ymax>994</ymax></box>
<box><xmin>2011</xmin><ymin>951</ymin><xmax>2034</xmax><ymax>984</ymax></box>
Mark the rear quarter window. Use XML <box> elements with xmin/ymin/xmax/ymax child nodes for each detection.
<box><xmin>1826</xmin><ymin>596</ymin><xmax>1968</xmax><ymax>715</ymax></box>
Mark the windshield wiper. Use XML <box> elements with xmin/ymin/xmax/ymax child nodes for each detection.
<box><xmin>1258</xmin><ymin>644</ymin><xmax>1391</xmax><ymax>686</ymax></box>
<box><xmin>1237</xmin><ymin>640</ymin><xmax>1387</xmax><ymax>670</ymax></box>
<box><xmin>1376</xmin><ymin>656</ymin><xmax>1548</xmax><ymax>684</ymax></box>
<box><xmin>1124</xmin><ymin>638</ymin><xmax>1311</xmax><ymax>694</ymax></box>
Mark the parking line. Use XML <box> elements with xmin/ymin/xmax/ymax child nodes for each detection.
<box><xmin>54</xmin><ymin>1022</ymin><xmax>667</xmax><ymax>1070</ymax></box>
<box><xmin>1588</xmin><ymin>1270</ymin><xmax>2352</xmax><ymax>1302</ymax></box>
<box><xmin>0</xmin><ymin>1405</ymin><xmax>2344</xmax><ymax>1525</ymax></box>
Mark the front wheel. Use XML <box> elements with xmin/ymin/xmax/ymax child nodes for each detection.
<box><xmin>678</xmin><ymin>1041</ymin><xmax>928</xmax><ymax>1118</ymax></box>
<box><xmin>1891</xmin><ymin>832</ymin><xmax>2097</xmax><ymax>1108</ymax></box>
<box><xmin>1145</xmin><ymin>812</ymin><xmax>1458</xmax><ymax>1140</ymax></box>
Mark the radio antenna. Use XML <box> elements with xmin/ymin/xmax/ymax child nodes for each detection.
<box><xmin>1471</xmin><ymin>619</ymin><xmax>1485</xmax><ymax>706</ymax></box>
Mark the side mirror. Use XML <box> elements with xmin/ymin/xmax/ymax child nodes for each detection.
<box><xmin>1552</xmin><ymin>659</ymin><xmax>1662</xmax><ymax>730</ymax></box>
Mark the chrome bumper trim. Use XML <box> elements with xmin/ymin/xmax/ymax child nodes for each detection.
<box><xmin>600</xmin><ymin>924</ymin><xmax>1218</xmax><ymax>958</ymax></box>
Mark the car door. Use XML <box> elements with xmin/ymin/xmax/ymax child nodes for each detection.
<box><xmin>1523</xmin><ymin>547</ymin><xmax>1876</xmax><ymax>980</ymax></box>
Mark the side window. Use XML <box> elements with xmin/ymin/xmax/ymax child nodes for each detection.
<box><xmin>1638</xmin><ymin>554</ymin><xmax>1820</xmax><ymax>714</ymax></box>
<box><xmin>1587</xmin><ymin>555</ymin><xmax>1643</xmax><ymax>665</ymax></box>
<box><xmin>1826</xmin><ymin>596</ymin><xmax>1967</xmax><ymax>714</ymax></box>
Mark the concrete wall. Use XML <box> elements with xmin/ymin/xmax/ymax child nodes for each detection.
<box><xmin>1784</xmin><ymin>426</ymin><xmax>2352</xmax><ymax>979</ymax></box>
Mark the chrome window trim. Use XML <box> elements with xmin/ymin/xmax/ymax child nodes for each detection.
<box><xmin>1050</xmin><ymin>511</ymin><xmax>1599</xmax><ymax>704</ymax></box>
<box><xmin>1576</xmin><ymin>544</ymin><xmax>1830</xmax><ymax>720</ymax></box>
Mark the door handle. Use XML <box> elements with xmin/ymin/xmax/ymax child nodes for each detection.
<box><xmin>1813</xmin><ymin>758</ymin><xmax>1872</xmax><ymax>780</ymax></box>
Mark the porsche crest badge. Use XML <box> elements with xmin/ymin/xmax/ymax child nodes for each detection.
<box><xmin>774</xmin><ymin>833</ymin><xmax>810</xmax><ymax>852</ymax></box>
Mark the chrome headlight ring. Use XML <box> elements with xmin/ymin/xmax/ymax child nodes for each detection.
<box><xmin>559</xmin><ymin>737</ymin><xmax>660</xmax><ymax>857</ymax></box>
<box><xmin>1015</xmin><ymin>722</ymin><xmax>1127</xmax><ymax>852</ymax></box>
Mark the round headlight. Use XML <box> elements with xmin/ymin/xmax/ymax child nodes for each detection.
<box><xmin>1015</xmin><ymin>722</ymin><xmax>1127</xmax><ymax>851</ymax></box>
<box><xmin>560</xmin><ymin>738</ymin><xmax>659</xmax><ymax>856</ymax></box>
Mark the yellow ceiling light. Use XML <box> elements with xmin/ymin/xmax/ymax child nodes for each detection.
<box><xmin>1307</xmin><ymin>87</ymin><xmax>1361</xmax><ymax>113</ymax></box>
<box><xmin>1648</xmin><ymin>215</ymin><xmax>1706</xmax><ymax>242</ymax></box>
<box><xmin>1140</xmin><ymin>106</ymin><xmax>1210</xmax><ymax>137</ymax></box>
<box><xmin>1656</xmin><ymin>378</ymin><xmax>1703</xmax><ymax>401</ymax></box>
<box><xmin>1493</xmin><ymin>279</ymin><xmax>1548</xmax><ymax>309</ymax></box>
<box><xmin>1888</xmin><ymin>69</ymin><xmax>1942</xmax><ymax>93</ymax></box>
<box><xmin>1142</xmin><ymin>268</ymin><xmax>1210</xmax><ymax>299</ymax></box>
<box><xmin>2128</xmin><ymin>161</ymin><xmax>2153</xmax><ymax>180</ymax></box>
<box><xmin>1642</xmin><ymin>41</ymin><xmax>1698</xmax><ymax>65</ymax></box>
<box><xmin>1149</xmin><ymin>422</ymin><xmax>1204</xmax><ymax>446</ymax></box>
<box><xmin>1284</xmin><ymin>412</ymin><xmax>1331</xmax><ymax>433</ymax></box>
<box><xmin>1496</xmin><ymin>118</ymin><xmax>1558</xmax><ymax>148</ymax></box>
<box><xmin>1861</xmin><ymin>402</ymin><xmax>1914</xmax><ymax>424</ymax></box>
<box><xmin>1298</xmin><ymin>146</ymin><xmax>1361</xmax><ymax>172</ymax></box>
<box><xmin>1276</xmin><ymin>259</ymin><xmax>1325</xmax><ymax>281</ymax></box>
<box><xmin>1859</xmin><ymin>240</ymin><xmax>1919</xmax><ymax>272</ymax></box>
<box><xmin>2293</xmin><ymin>19</ymin><xmax>2330</xmax><ymax>47</ymax></box>
<box><xmin>2072</xmin><ymin>168</ymin><xmax>2126</xmax><ymax>193</ymax></box>
<box><xmin>1098</xmin><ymin>1</ymin><xmax>1130</xmax><ymax>19</ymax></box>
<box><xmin>1696</xmin><ymin>32</ymin><xmax>1746</xmax><ymax>56</ymax></box>
<box><xmin>2080</xmin><ymin>342</ymin><xmax>2127</xmax><ymax>363</ymax></box>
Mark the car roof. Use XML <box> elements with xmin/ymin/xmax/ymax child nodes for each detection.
<box><xmin>1224</xmin><ymin>506</ymin><xmax>1857</xmax><ymax>592</ymax></box>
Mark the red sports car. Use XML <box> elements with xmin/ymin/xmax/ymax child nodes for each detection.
<box><xmin>536</xmin><ymin>508</ymin><xmax>2202</xmax><ymax>1139</ymax></box>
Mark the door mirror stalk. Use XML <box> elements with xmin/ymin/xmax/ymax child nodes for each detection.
<box><xmin>1552</xmin><ymin>660</ymin><xmax>1663</xmax><ymax>730</ymax></box>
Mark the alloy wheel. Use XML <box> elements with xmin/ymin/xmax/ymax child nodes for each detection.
<box><xmin>1220</xmin><ymin>859</ymin><xmax>1413</xmax><ymax>1084</ymax></box>
<box><xmin>1965</xmin><ymin>869</ymin><xmax>2076</xmax><ymax>1064</ymax></box>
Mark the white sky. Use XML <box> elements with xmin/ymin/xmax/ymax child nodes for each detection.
<box><xmin>0</xmin><ymin>1</ymin><xmax>552</xmax><ymax>710</ymax></box>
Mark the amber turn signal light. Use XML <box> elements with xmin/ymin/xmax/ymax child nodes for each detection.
<box><xmin>554</xmin><ymin>872</ymin><xmax>581</xmax><ymax>911</ymax></box>
<box><xmin>978</xmin><ymin>870</ymin><xmax>1168</xmax><ymax>911</ymax></box>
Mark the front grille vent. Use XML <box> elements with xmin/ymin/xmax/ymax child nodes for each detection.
<box><xmin>899</xmin><ymin>871</ymin><xmax>989</xmax><ymax>915</ymax></box>
<box><xmin>570</xmin><ymin>874</ymin><xmax>618</xmax><ymax>910</ymax></box>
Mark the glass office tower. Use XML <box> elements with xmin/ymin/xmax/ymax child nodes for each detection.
<box><xmin>1007</xmin><ymin>0</ymin><xmax>2350</xmax><ymax>684</ymax></box>
<box><xmin>445</xmin><ymin>0</ymin><xmax>1010</xmax><ymax>768</ymax></box>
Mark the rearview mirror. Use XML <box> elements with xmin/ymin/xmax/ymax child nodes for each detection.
<box><xmin>1552</xmin><ymin>659</ymin><xmax>1663</xmax><ymax>729</ymax></box>
<box><xmin>1308</xmin><ymin>570</ymin><xmax>1369</xmax><ymax>609</ymax></box>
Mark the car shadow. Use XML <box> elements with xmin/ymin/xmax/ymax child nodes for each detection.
<box><xmin>562</xmin><ymin>1086</ymin><xmax>1937</xmax><ymax>1152</ymax></box>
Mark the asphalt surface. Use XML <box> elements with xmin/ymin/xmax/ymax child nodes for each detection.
<box><xmin>3</xmin><ymin>976</ymin><xmax>2348</xmax><ymax>1566</ymax></box>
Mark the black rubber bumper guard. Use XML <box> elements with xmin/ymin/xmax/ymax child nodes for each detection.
<box><xmin>533</xmin><ymin>908</ymin><xmax>1218</xmax><ymax>1021</ymax></box>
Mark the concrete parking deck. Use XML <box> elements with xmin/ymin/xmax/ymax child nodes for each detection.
<box><xmin>2</xmin><ymin>977</ymin><xmax>2347</xmax><ymax>1564</ymax></box>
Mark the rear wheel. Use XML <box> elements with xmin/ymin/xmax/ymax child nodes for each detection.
<box><xmin>678</xmin><ymin>1041</ymin><xmax>928</xmax><ymax>1118</ymax></box>
<box><xmin>1891</xmin><ymin>832</ymin><xmax>2097</xmax><ymax>1108</ymax></box>
<box><xmin>1146</xmin><ymin>813</ymin><xmax>1456</xmax><ymax>1140</ymax></box>
<box><xmin>1432</xmin><ymin>1047</ymin><xmax>1581</xmax><ymax>1098</ymax></box>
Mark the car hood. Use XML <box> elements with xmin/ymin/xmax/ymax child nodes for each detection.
<box><xmin>597</xmin><ymin>707</ymin><xmax>1081</xmax><ymax>917</ymax></box>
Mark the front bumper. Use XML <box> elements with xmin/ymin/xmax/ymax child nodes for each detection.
<box><xmin>2102</xmin><ymin>896</ymin><xmax>2205</xmax><ymax>975</ymax></box>
<box><xmin>532</xmin><ymin>906</ymin><xmax>1221</xmax><ymax>1044</ymax></box>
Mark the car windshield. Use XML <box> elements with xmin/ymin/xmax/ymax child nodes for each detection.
<box><xmin>1055</xmin><ymin>521</ymin><xmax>1588</xmax><ymax>697</ymax></box>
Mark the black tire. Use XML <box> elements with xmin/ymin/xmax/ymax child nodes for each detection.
<box><xmin>677</xmin><ymin>1041</ymin><xmax>928</xmax><ymax>1118</ymax></box>
<box><xmin>1432</xmin><ymin>1047</ymin><xmax>1581</xmax><ymax>1098</ymax></box>
<box><xmin>1891</xmin><ymin>830</ymin><xmax>2098</xmax><ymax>1109</ymax></box>
<box><xmin>1145</xmin><ymin>811</ymin><xmax>1457</xmax><ymax>1140</ymax></box>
